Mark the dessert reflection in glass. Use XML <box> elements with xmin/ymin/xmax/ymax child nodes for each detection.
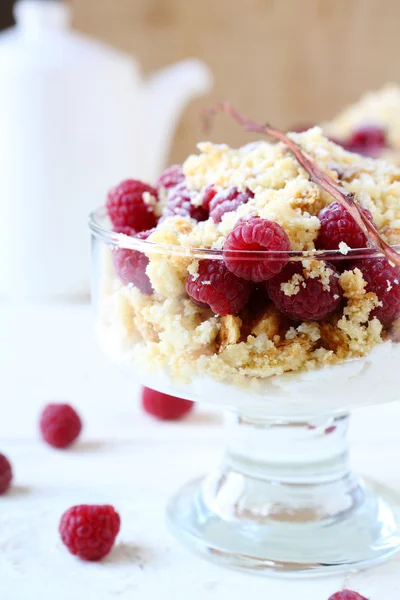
<box><xmin>89</xmin><ymin>109</ymin><xmax>400</xmax><ymax>576</ymax></box>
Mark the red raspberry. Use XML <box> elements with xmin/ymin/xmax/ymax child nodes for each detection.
<box><xmin>40</xmin><ymin>403</ymin><xmax>82</xmax><ymax>449</ymax></box>
<box><xmin>59</xmin><ymin>505</ymin><xmax>120</xmax><ymax>561</ymax></box>
<box><xmin>328</xmin><ymin>591</ymin><xmax>368</xmax><ymax>600</ymax></box>
<box><xmin>0</xmin><ymin>454</ymin><xmax>12</xmax><ymax>494</ymax></box>
<box><xmin>106</xmin><ymin>179</ymin><xmax>158</xmax><ymax>232</ymax></box>
<box><xmin>210</xmin><ymin>187</ymin><xmax>254</xmax><ymax>223</ymax></box>
<box><xmin>266</xmin><ymin>261</ymin><xmax>342</xmax><ymax>321</ymax></box>
<box><xmin>113</xmin><ymin>229</ymin><xmax>153</xmax><ymax>295</ymax></box>
<box><xmin>186</xmin><ymin>259</ymin><xmax>253</xmax><ymax>316</ymax></box>
<box><xmin>162</xmin><ymin>184</ymin><xmax>208</xmax><ymax>222</ymax></box>
<box><xmin>156</xmin><ymin>165</ymin><xmax>184</xmax><ymax>190</ymax></box>
<box><xmin>142</xmin><ymin>387</ymin><xmax>194</xmax><ymax>420</ymax></box>
<box><xmin>347</xmin><ymin>125</ymin><xmax>387</xmax><ymax>157</ymax></box>
<box><xmin>223</xmin><ymin>217</ymin><xmax>290</xmax><ymax>282</ymax></box>
<box><xmin>317</xmin><ymin>202</ymin><xmax>375</xmax><ymax>250</ymax></box>
<box><xmin>202</xmin><ymin>185</ymin><xmax>217</xmax><ymax>211</ymax></box>
<box><xmin>354</xmin><ymin>258</ymin><xmax>400</xmax><ymax>322</ymax></box>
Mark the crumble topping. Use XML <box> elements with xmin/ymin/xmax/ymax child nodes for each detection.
<box><xmin>98</xmin><ymin>129</ymin><xmax>400</xmax><ymax>388</ymax></box>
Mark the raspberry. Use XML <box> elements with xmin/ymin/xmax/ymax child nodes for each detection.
<box><xmin>142</xmin><ymin>387</ymin><xmax>194</xmax><ymax>420</ymax></box>
<box><xmin>113</xmin><ymin>229</ymin><xmax>153</xmax><ymax>295</ymax></box>
<box><xmin>223</xmin><ymin>217</ymin><xmax>290</xmax><ymax>282</ymax></box>
<box><xmin>328</xmin><ymin>591</ymin><xmax>368</xmax><ymax>600</ymax></box>
<box><xmin>186</xmin><ymin>259</ymin><xmax>253</xmax><ymax>316</ymax></box>
<box><xmin>40</xmin><ymin>403</ymin><xmax>82</xmax><ymax>449</ymax></box>
<box><xmin>354</xmin><ymin>258</ymin><xmax>400</xmax><ymax>322</ymax></box>
<box><xmin>347</xmin><ymin>125</ymin><xmax>387</xmax><ymax>157</ymax></box>
<box><xmin>317</xmin><ymin>202</ymin><xmax>374</xmax><ymax>250</ymax></box>
<box><xmin>162</xmin><ymin>184</ymin><xmax>208</xmax><ymax>222</ymax></box>
<box><xmin>59</xmin><ymin>505</ymin><xmax>120</xmax><ymax>561</ymax></box>
<box><xmin>106</xmin><ymin>179</ymin><xmax>158</xmax><ymax>231</ymax></box>
<box><xmin>266</xmin><ymin>261</ymin><xmax>342</xmax><ymax>321</ymax></box>
<box><xmin>210</xmin><ymin>187</ymin><xmax>254</xmax><ymax>223</ymax></box>
<box><xmin>156</xmin><ymin>165</ymin><xmax>184</xmax><ymax>190</ymax></box>
<box><xmin>201</xmin><ymin>184</ymin><xmax>217</xmax><ymax>211</ymax></box>
<box><xmin>336</xmin><ymin>125</ymin><xmax>387</xmax><ymax>158</ymax></box>
<box><xmin>0</xmin><ymin>454</ymin><xmax>12</xmax><ymax>494</ymax></box>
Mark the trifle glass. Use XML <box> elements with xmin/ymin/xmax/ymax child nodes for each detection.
<box><xmin>90</xmin><ymin>121</ymin><xmax>400</xmax><ymax>576</ymax></box>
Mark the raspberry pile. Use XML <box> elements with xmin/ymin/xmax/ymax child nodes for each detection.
<box><xmin>59</xmin><ymin>504</ymin><xmax>120</xmax><ymax>561</ymax></box>
<box><xmin>40</xmin><ymin>403</ymin><xmax>82</xmax><ymax>449</ymax></box>
<box><xmin>106</xmin><ymin>164</ymin><xmax>400</xmax><ymax>331</ymax></box>
<box><xmin>142</xmin><ymin>387</ymin><xmax>194</xmax><ymax>420</ymax></box>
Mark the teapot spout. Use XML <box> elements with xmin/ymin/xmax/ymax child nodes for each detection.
<box><xmin>141</xmin><ymin>59</ymin><xmax>212</xmax><ymax>181</ymax></box>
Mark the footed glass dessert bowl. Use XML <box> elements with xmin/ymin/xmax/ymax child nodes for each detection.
<box><xmin>90</xmin><ymin>118</ymin><xmax>400</xmax><ymax>576</ymax></box>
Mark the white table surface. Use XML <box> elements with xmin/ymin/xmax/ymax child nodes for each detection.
<box><xmin>1</xmin><ymin>302</ymin><xmax>400</xmax><ymax>600</ymax></box>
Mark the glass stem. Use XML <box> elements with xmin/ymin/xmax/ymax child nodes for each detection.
<box><xmin>201</xmin><ymin>412</ymin><xmax>364</xmax><ymax>523</ymax></box>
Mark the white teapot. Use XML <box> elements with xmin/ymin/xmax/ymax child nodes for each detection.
<box><xmin>0</xmin><ymin>0</ymin><xmax>212</xmax><ymax>299</ymax></box>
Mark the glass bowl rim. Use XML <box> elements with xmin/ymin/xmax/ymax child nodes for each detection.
<box><xmin>89</xmin><ymin>206</ymin><xmax>400</xmax><ymax>262</ymax></box>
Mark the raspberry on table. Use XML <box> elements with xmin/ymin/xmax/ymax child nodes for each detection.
<box><xmin>162</xmin><ymin>183</ymin><xmax>208</xmax><ymax>222</ymax></box>
<box><xmin>266</xmin><ymin>261</ymin><xmax>342</xmax><ymax>321</ymax></box>
<box><xmin>354</xmin><ymin>258</ymin><xmax>400</xmax><ymax>322</ymax></box>
<box><xmin>113</xmin><ymin>229</ymin><xmax>153</xmax><ymax>295</ymax></box>
<box><xmin>59</xmin><ymin>505</ymin><xmax>120</xmax><ymax>561</ymax></box>
<box><xmin>186</xmin><ymin>259</ymin><xmax>253</xmax><ymax>316</ymax></box>
<box><xmin>223</xmin><ymin>216</ymin><xmax>291</xmax><ymax>282</ymax></box>
<box><xmin>106</xmin><ymin>179</ymin><xmax>158</xmax><ymax>232</ymax></box>
<box><xmin>156</xmin><ymin>165</ymin><xmax>184</xmax><ymax>190</ymax></box>
<box><xmin>209</xmin><ymin>187</ymin><xmax>254</xmax><ymax>223</ymax></box>
<box><xmin>0</xmin><ymin>453</ymin><xmax>12</xmax><ymax>494</ymax></box>
<box><xmin>327</xmin><ymin>591</ymin><xmax>369</xmax><ymax>600</ymax></box>
<box><xmin>40</xmin><ymin>403</ymin><xmax>82</xmax><ymax>449</ymax></box>
<box><xmin>317</xmin><ymin>202</ymin><xmax>375</xmax><ymax>250</ymax></box>
<box><xmin>142</xmin><ymin>387</ymin><xmax>194</xmax><ymax>420</ymax></box>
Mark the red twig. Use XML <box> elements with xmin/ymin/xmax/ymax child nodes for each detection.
<box><xmin>203</xmin><ymin>102</ymin><xmax>400</xmax><ymax>267</ymax></box>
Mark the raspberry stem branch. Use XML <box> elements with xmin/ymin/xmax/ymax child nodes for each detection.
<box><xmin>203</xmin><ymin>102</ymin><xmax>400</xmax><ymax>267</ymax></box>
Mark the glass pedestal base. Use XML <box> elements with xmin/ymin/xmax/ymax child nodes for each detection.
<box><xmin>167</xmin><ymin>413</ymin><xmax>400</xmax><ymax>576</ymax></box>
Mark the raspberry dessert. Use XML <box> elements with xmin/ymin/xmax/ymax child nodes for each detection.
<box><xmin>94</xmin><ymin>120</ymin><xmax>400</xmax><ymax>414</ymax></box>
<box><xmin>91</xmin><ymin>106</ymin><xmax>400</xmax><ymax>575</ymax></box>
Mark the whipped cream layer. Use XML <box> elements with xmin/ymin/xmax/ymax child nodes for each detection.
<box><xmin>98</xmin><ymin>317</ymin><xmax>399</xmax><ymax>419</ymax></box>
